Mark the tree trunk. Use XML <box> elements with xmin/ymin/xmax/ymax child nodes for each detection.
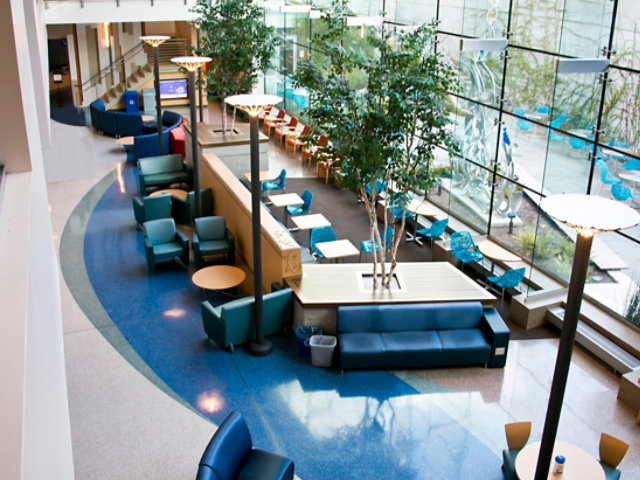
<box><xmin>222</xmin><ymin>102</ymin><xmax>228</xmax><ymax>133</ymax></box>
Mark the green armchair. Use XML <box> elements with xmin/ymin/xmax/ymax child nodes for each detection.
<box><xmin>132</xmin><ymin>194</ymin><xmax>172</xmax><ymax>226</ymax></box>
<box><xmin>142</xmin><ymin>218</ymin><xmax>189</xmax><ymax>272</ymax></box>
<box><xmin>201</xmin><ymin>288</ymin><xmax>293</xmax><ymax>352</ymax></box>
<box><xmin>171</xmin><ymin>188</ymin><xmax>214</xmax><ymax>224</ymax></box>
<box><xmin>193</xmin><ymin>216</ymin><xmax>235</xmax><ymax>268</ymax></box>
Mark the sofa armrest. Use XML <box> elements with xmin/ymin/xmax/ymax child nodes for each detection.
<box><xmin>132</xmin><ymin>196</ymin><xmax>144</xmax><ymax>225</ymax></box>
<box><xmin>482</xmin><ymin>308</ymin><xmax>510</xmax><ymax>368</ymax></box>
<box><xmin>175</xmin><ymin>230</ymin><xmax>190</xmax><ymax>266</ymax></box>
<box><xmin>201</xmin><ymin>300</ymin><xmax>227</xmax><ymax>346</ymax></box>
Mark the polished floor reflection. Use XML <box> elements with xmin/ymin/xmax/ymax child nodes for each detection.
<box><xmin>46</xmin><ymin>113</ymin><xmax>639</xmax><ymax>480</ymax></box>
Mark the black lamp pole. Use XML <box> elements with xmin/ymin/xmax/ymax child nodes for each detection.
<box><xmin>153</xmin><ymin>46</ymin><xmax>163</xmax><ymax>155</ymax></box>
<box><xmin>188</xmin><ymin>70</ymin><xmax>201</xmax><ymax>218</ymax></box>
<box><xmin>196</xmin><ymin>28</ymin><xmax>204</xmax><ymax>123</ymax></box>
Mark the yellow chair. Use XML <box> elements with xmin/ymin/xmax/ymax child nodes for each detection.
<box><xmin>599</xmin><ymin>433</ymin><xmax>629</xmax><ymax>480</ymax></box>
<box><xmin>502</xmin><ymin>421</ymin><xmax>531</xmax><ymax>480</ymax></box>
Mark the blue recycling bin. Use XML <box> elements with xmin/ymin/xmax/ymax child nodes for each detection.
<box><xmin>296</xmin><ymin>326</ymin><xmax>323</xmax><ymax>357</ymax></box>
<box><xmin>124</xmin><ymin>90</ymin><xmax>139</xmax><ymax>113</ymax></box>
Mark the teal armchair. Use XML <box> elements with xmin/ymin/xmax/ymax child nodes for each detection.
<box><xmin>201</xmin><ymin>288</ymin><xmax>293</xmax><ymax>352</ymax></box>
<box><xmin>137</xmin><ymin>153</ymin><xmax>192</xmax><ymax>194</ymax></box>
<box><xmin>142</xmin><ymin>218</ymin><xmax>189</xmax><ymax>272</ymax></box>
<box><xmin>132</xmin><ymin>194</ymin><xmax>172</xmax><ymax>226</ymax></box>
<box><xmin>193</xmin><ymin>216</ymin><xmax>235</xmax><ymax>268</ymax></box>
<box><xmin>171</xmin><ymin>188</ymin><xmax>214</xmax><ymax>224</ymax></box>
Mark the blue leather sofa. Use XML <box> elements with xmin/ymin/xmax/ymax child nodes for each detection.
<box><xmin>132</xmin><ymin>110</ymin><xmax>183</xmax><ymax>161</ymax></box>
<box><xmin>201</xmin><ymin>288</ymin><xmax>293</xmax><ymax>352</ymax></box>
<box><xmin>196</xmin><ymin>411</ymin><xmax>294</xmax><ymax>480</ymax></box>
<box><xmin>89</xmin><ymin>99</ymin><xmax>144</xmax><ymax>137</ymax></box>
<box><xmin>337</xmin><ymin>301</ymin><xmax>510</xmax><ymax>369</ymax></box>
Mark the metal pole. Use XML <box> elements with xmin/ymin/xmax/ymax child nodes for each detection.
<box><xmin>197</xmin><ymin>29</ymin><xmax>204</xmax><ymax>123</ymax></box>
<box><xmin>247</xmin><ymin>113</ymin><xmax>271</xmax><ymax>356</ymax></box>
<box><xmin>153</xmin><ymin>46</ymin><xmax>163</xmax><ymax>155</ymax></box>
<box><xmin>189</xmin><ymin>71</ymin><xmax>201</xmax><ymax>218</ymax></box>
<box><xmin>534</xmin><ymin>232</ymin><xmax>594</xmax><ymax>480</ymax></box>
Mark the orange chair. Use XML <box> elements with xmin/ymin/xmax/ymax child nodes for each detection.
<box><xmin>302</xmin><ymin>133</ymin><xmax>329</xmax><ymax>168</ymax></box>
<box><xmin>286</xmin><ymin>124</ymin><xmax>310</xmax><ymax>154</ymax></box>
<box><xmin>317</xmin><ymin>152</ymin><xmax>341</xmax><ymax>184</ymax></box>
<box><xmin>264</xmin><ymin>108</ymin><xmax>286</xmax><ymax>136</ymax></box>
<box><xmin>274</xmin><ymin>116</ymin><xmax>298</xmax><ymax>145</ymax></box>
<box><xmin>258</xmin><ymin>105</ymin><xmax>274</xmax><ymax>122</ymax></box>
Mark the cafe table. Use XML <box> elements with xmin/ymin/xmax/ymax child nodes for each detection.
<box><xmin>314</xmin><ymin>239</ymin><xmax>359</xmax><ymax>263</ymax></box>
<box><xmin>290</xmin><ymin>213</ymin><xmax>331</xmax><ymax>246</ymax></box>
<box><xmin>405</xmin><ymin>198</ymin><xmax>443</xmax><ymax>244</ymax></box>
<box><xmin>476</xmin><ymin>239</ymin><xmax>520</xmax><ymax>273</ymax></box>
<box><xmin>515</xmin><ymin>440</ymin><xmax>605</xmax><ymax>480</ymax></box>
<box><xmin>243</xmin><ymin>171</ymin><xmax>274</xmax><ymax>184</ymax></box>
<box><xmin>268</xmin><ymin>193</ymin><xmax>304</xmax><ymax>223</ymax></box>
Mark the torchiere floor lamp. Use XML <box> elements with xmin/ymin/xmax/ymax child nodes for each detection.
<box><xmin>534</xmin><ymin>193</ymin><xmax>639</xmax><ymax>480</ymax></box>
<box><xmin>170</xmin><ymin>56</ymin><xmax>211</xmax><ymax>218</ymax></box>
<box><xmin>224</xmin><ymin>94</ymin><xmax>282</xmax><ymax>356</ymax></box>
<box><xmin>140</xmin><ymin>35</ymin><xmax>169</xmax><ymax>155</ymax></box>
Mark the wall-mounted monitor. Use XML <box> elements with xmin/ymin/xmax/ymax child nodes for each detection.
<box><xmin>159</xmin><ymin>79</ymin><xmax>188</xmax><ymax>99</ymax></box>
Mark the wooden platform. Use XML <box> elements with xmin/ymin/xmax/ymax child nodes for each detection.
<box><xmin>286</xmin><ymin>262</ymin><xmax>496</xmax><ymax>334</ymax></box>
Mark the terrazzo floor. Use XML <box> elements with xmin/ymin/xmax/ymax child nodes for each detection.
<box><xmin>44</xmin><ymin>105</ymin><xmax>639</xmax><ymax>480</ymax></box>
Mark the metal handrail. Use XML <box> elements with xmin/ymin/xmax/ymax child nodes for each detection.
<box><xmin>80</xmin><ymin>41</ymin><xmax>145</xmax><ymax>92</ymax></box>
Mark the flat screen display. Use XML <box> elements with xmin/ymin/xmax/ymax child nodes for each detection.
<box><xmin>159</xmin><ymin>79</ymin><xmax>188</xmax><ymax>99</ymax></box>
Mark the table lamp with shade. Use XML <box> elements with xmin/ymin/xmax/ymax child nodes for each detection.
<box><xmin>170</xmin><ymin>56</ymin><xmax>211</xmax><ymax>218</ymax></box>
<box><xmin>140</xmin><ymin>35</ymin><xmax>170</xmax><ymax>155</ymax></box>
<box><xmin>224</xmin><ymin>94</ymin><xmax>282</xmax><ymax>356</ymax></box>
<box><xmin>534</xmin><ymin>193</ymin><xmax>639</xmax><ymax>480</ymax></box>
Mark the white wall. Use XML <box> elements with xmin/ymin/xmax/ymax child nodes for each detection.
<box><xmin>44</xmin><ymin>0</ymin><xmax>198</xmax><ymax>24</ymax></box>
<box><xmin>0</xmin><ymin>1</ymin><xmax>74</xmax><ymax>479</ymax></box>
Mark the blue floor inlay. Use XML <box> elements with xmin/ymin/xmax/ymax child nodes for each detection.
<box><xmin>72</xmin><ymin>164</ymin><xmax>503</xmax><ymax>479</ymax></box>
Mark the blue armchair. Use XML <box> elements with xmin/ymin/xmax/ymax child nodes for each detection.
<box><xmin>263</xmin><ymin>169</ymin><xmax>286</xmax><ymax>195</ymax></box>
<box><xmin>193</xmin><ymin>216</ymin><xmax>235</xmax><ymax>268</ymax></box>
<box><xmin>171</xmin><ymin>188</ymin><xmax>214</xmax><ymax>224</ymax></box>
<box><xmin>359</xmin><ymin>225</ymin><xmax>393</xmax><ymax>262</ymax></box>
<box><xmin>196</xmin><ymin>411</ymin><xmax>294</xmax><ymax>480</ymax></box>
<box><xmin>132</xmin><ymin>194</ymin><xmax>172</xmax><ymax>226</ymax></box>
<box><xmin>450</xmin><ymin>231</ymin><xmax>484</xmax><ymax>270</ymax></box>
<box><xmin>142</xmin><ymin>218</ymin><xmax>189</xmax><ymax>272</ymax></box>
<box><xmin>487</xmin><ymin>267</ymin><xmax>526</xmax><ymax>307</ymax></box>
<box><xmin>309</xmin><ymin>226</ymin><xmax>337</xmax><ymax>259</ymax></box>
<box><xmin>416</xmin><ymin>218</ymin><xmax>448</xmax><ymax>248</ymax></box>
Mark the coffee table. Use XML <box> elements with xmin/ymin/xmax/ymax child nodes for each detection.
<box><xmin>149</xmin><ymin>188</ymin><xmax>188</xmax><ymax>200</ymax></box>
<box><xmin>116</xmin><ymin>136</ymin><xmax>135</xmax><ymax>162</ymax></box>
<box><xmin>192</xmin><ymin>265</ymin><xmax>246</xmax><ymax>296</ymax></box>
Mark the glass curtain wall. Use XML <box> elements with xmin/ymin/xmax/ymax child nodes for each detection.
<box><xmin>263</xmin><ymin>0</ymin><xmax>640</xmax><ymax>329</ymax></box>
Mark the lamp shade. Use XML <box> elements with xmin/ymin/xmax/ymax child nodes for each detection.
<box><xmin>541</xmin><ymin>194</ymin><xmax>639</xmax><ymax>235</ymax></box>
<box><xmin>171</xmin><ymin>56</ymin><xmax>211</xmax><ymax>72</ymax></box>
<box><xmin>225</xmin><ymin>94</ymin><xmax>282</xmax><ymax>117</ymax></box>
<box><xmin>140</xmin><ymin>35</ymin><xmax>170</xmax><ymax>47</ymax></box>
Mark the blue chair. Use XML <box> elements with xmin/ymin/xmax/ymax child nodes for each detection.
<box><xmin>132</xmin><ymin>194</ymin><xmax>172</xmax><ymax>226</ymax></box>
<box><xmin>195</xmin><ymin>411</ymin><xmax>294</xmax><ymax>480</ymax></box>
<box><xmin>598</xmin><ymin>432</ymin><xmax>628</xmax><ymax>480</ymax></box>
<box><xmin>285</xmin><ymin>190</ymin><xmax>312</xmax><ymax>226</ymax></box>
<box><xmin>389</xmin><ymin>192</ymin><xmax>416</xmax><ymax>223</ymax></box>
<box><xmin>263</xmin><ymin>169</ymin><xmax>286</xmax><ymax>195</ymax></box>
<box><xmin>569</xmin><ymin>135</ymin><xmax>587</xmax><ymax>151</ymax></box>
<box><xmin>487</xmin><ymin>267</ymin><xmax>526</xmax><ymax>307</ymax></box>
<box><xmin>598</xmin><ymin>162</ymin><xmax>622</xmax><ymax>187</ymax></box>
<box><xmin>535</xmin><ymin>105</ymin><xmax>549</xmax><ymax>116</ymax></box>
<box><xmin>193</xmin><ymin>216</ymin><xmax>235</xmax><ymax>268</ymax></box>
<box><xmin>611</xmin><ymin>183</ymin><xmax>637</xmax><ymax>202</ymax></box>
<box><xmin>415</xmin><ymin>218</ymin><xmax>448</xmax><ymax>248</ymax></box>
<box><xmin>513</xmin><ymin>107</ymin><xmax>532</xmax><ymax>132</ymax></box>
<box><xmin>142</xmin><ymin>218</ymin><xmax>189</xmax><ymax>272</ymax></box>
<box><xmin>621</xmin><ymin>158</ymin><xmax>640</xmax><ymax>170</ymax></box>
<box><xmin>309</xmin><ymin>226</ymin><xmax>337</xmax><ymax>259</ymax></box>
<box><xmin>359</xmin><ymin>225</ymin><xmax>393</xmax><ymax>262</ymax></box>
<box><xmin>364</xmin><ymin>179</ymin><xmax>386</xmax><ymax>200</ymax></box>
<box><xmin>502</xmin><ymin>421</ymin><xmax>531</xmax><ymax>480</ymax></box>
<box><xmin>548</xmin><ymin>113</ymin><xmax>566</xmax><ymax>141</ymax></box>
<box><xmin>450</xmin><ymin>231</ymin><xmax>483</xmax><ymax>270</ymax></box>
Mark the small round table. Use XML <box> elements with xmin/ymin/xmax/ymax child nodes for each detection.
<box><xmin>192</xmin><ymin>265</ymin><xmax>246</xmax><ymax>294</ymax></box>
<box><xmin>149</xmin><ymin>189</ymin><xmax>188</xmax><ymax>200</ymax></box>
<box><xmin>515</xmin><ymin>441</ymin><xmax>605</xmax><ymax>480</ymax></box>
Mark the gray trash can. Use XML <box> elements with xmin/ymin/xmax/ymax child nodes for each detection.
<box><xmin>309</xmin><ymin>335</ymin><xmax>337</xmax><ymax>367</ymax></box>
<box><xmin>142</xmin><ymin>88</ymin><xmax>156</xmax><ymax>113</ymax></box>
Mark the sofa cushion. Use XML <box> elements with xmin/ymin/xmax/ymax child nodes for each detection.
<box><xmin>236</xmin><ymin>449</ymin><xmax>294</xmax><ymax>480</ymax></box>
<box><xmin>381</xmin><ymin>330</ymin><xmax>442</xmax><ymax>366</ymax></box>
<box><xmin>437</xmin><ymin>328</ymin><xmax>490</xmax><ymax>365</ymax></box>
<box><xmin>144</xmin><ymin>171</ymin><xmax>190</xmax><ymax>186</ymax></box>
<box><xmin>139</xmin><ymin>154</ymin><xmax>184</xmax><ymax>175</ymax></box>
<box><xmin>340</xmin><ymin>332</ymin><xmax>385</xmax><ymax>368</ymax></box>
<box><xmin>337</xmin><ymin>305</ymin><xmax>379</xmax><ymax>333</ymax></box>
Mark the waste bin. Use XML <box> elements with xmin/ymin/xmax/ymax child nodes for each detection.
<box><xmin>309</xmin><ymin>335</ymin><xmax>337</xmax><ymax>367</ymax></box>
<box><xmin>295</xmin><ymin>326</ymin><xmax>322</xmax><ymax>357</ymax></box>
<box><xmin>142</xmin><ymin>88</ymin><xmax>156</xmax><ymax>113</ymax></box>
<box><xmin>124</xmin><ymin>89</ymin><xmax>139</xmax><ymax>113</ymax></box>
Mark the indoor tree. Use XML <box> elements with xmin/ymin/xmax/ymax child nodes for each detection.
<box><xmin>295</xmin><ymin>0</ymin><xmax>459</xmax><ymax>288</ymax></box>
<box><xmin>191</xmin><ymin>0</ymin><xmax>280</xmax><ymax>133</ymax></box>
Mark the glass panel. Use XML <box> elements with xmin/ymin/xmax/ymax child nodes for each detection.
<box><xmin>504</xmin><ymin>49</ymin><xmax>555</xmax><ymax>117</ymax></box>
<box><xmin>612</xmin><ymin>0</ymin><xmax>640</xmax><ymax>70</ymax></box>
<box><xmin>439</xmin><ymin>0</ymin><xmax>464</xmax><ymax>34</ymax></box>
<box><xmin>510</xmin><ymin>0</ymin><xmax>563</xmax><ymax>52</ymax></box>
<box><xmin>461</xmin><ymin>0</ymin><xmax>509</xmax><ymax>39</ymax></box>
<box><xmin>559</xmin><ymin>0</ymin><xmax>612</xmax><ymax>58</ymax></box>
<box><xmin>346</xmin><ymin>0</ymin><xmax>384</xmax><ymax>16</ymax></box>
<box><xmin>459</xmin><ymin>49</ymin><xmax>504</xmax><ymax>109</ymax></box>
<box><xmin>393</xmin><ymin>0</ymin><xmax>437</xmax><ymax>26</ymax></box>
<box><xmin>437</xmin><ymin>33</ymin><xmax>462</xmax><ymax>67</ymax></box>
<box><xmin>602</xmin><ymin>68</ymin><xmax>640</xmax><ymax>152</ymax></box>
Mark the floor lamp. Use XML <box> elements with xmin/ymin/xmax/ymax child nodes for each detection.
<box><xmin>195</xmin><ymin>22</ymin><xmax>204</xmax><ymax>123</ymax></box>
<box><xmin>534</xmin><ymin>193</ymin><xmax>639</xmax><ymax>480</ymax></box>
<box><xmin>170</xmin><ymin>56</ymin><xmax>211</xmax><ymax>218</ymax></box>
<box><xmin>140</xmin><ymin>35</ymin><xmax>169</xmax><ymax>156</ymax></box>
<box><xmin>224</xmin><ymin>94</ymin><xmax>282</xmax><ymax>356</ymax></box>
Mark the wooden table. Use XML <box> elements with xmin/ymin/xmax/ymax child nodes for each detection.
<box><xmin>405</xmin><ymin>198</ymin><xmax>443</xmax><ymax>244</ymax></box>
<box><xmin>149</xmin><ymin>188</ymin><xmax>188</xmax><ymax>200</ymax></box>
<box><xmin>515</xmin><ymin>441</ymin><xmax>604</xmax><ymax>480</ymax></box>
<box><xmin>268</xmin><ymin>193</ymin><xmax>303</xmax><ymax>223</ymax></box>
<box><xmin>243</xmin><ymin>171</ymin><xmax>274</xmax><ymax>183</ymax></box>
<box><xmin>116</xmin><ymin>136</ymin><xmax>134</xmax><ymax>146</ymax></box>
<box><xmin>477</xmin><ymin>239</ymin><xmax>520</xmax><ymax>274</ymax></box>
<box><xmin>192</xmin><ymin>265</ymin><xmax>246</xmax><ymax>293</ymax></box>
<box><xmin>315</xmin><ymin>239</ymin><xmax>359</xmax><ymax>262</ymax></box>
<box><xmin>141</xmin><ymin>114</ymin><xmax>154</xmax><ymax>122</ymax></box>
<box><xmin>291</xmin><ymin>213</ymin><xmax>331</xmax><ymax>245</ymax></box>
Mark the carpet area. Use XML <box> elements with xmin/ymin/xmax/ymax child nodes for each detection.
<box><xmin>50</xmin><ymin>87</ymin><xmax>86</xmax><ymax>126</ymax></box>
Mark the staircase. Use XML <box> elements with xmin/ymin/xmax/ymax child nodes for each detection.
<box><xmin>100</xmin><ymin>64</ymin><xmax>153</xmax><ymax>110</ymax></box>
